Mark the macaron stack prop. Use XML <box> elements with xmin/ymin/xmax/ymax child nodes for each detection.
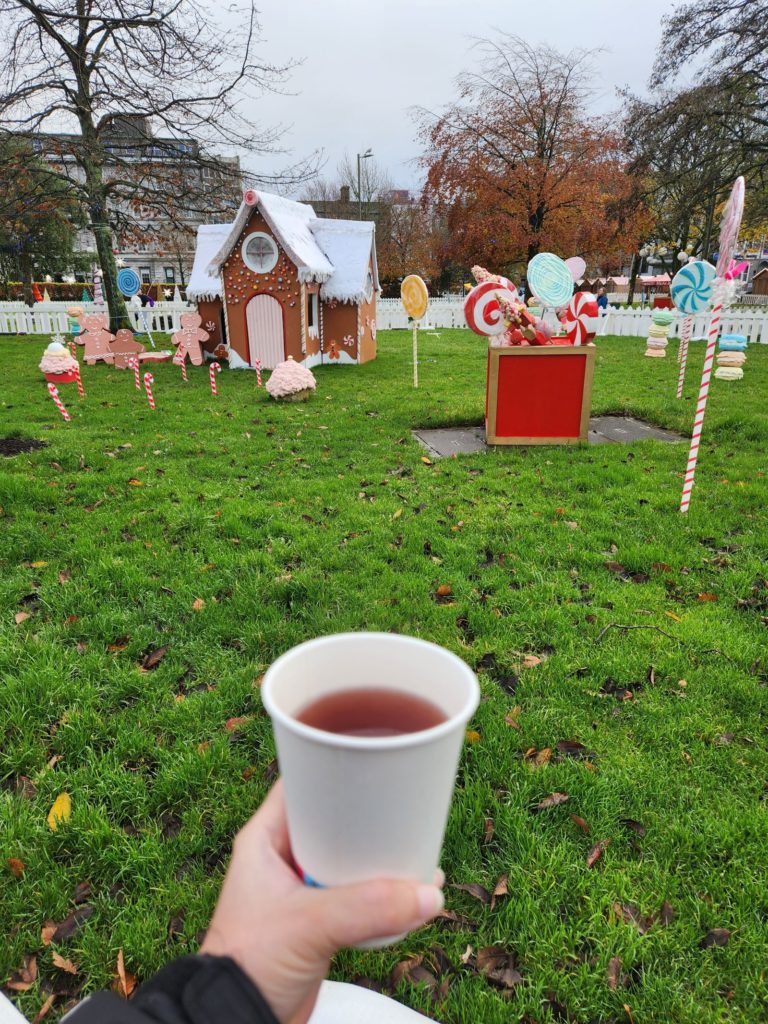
<box><xmin>670</xmin><ymin>260</ymin><xmax>716</xmax><ymax>398</ymax></box>
<box><xmin>714</xmin><ymin>334</ymin><xmax>747</xmax><ymax>381</ymax></box>
<box><xmin>644</xmin><ymin>308</ymin><xmax>674</xmax><ymax>358</ymax></box>
<box><xmin>39</xmin><ymin>336</ymin><xmax>79</xmax><ymax>384</ymax></box>
<box><xmin>680</xmin><ymin>176</ymin><xmax>745</xmax><ymax>513</ymax></box>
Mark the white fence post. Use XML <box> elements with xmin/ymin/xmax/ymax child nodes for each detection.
<box><xmin>0</xmin><ymin>300</ymin><xmax>193</xmax><ymax>336</ymax></box>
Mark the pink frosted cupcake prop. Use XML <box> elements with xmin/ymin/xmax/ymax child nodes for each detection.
<box><xmin>265</xmin><ymin>356</ymin><xmax>317</xmax><ymax>402</ymax></box>
<box><xmin>39</xmin><ymin>336</ymin><xmax>79</xmax><ymax>384</ymax></box>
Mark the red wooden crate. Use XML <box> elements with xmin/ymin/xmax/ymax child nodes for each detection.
<box><xmin>485</xmin><ymin>345</ymin><xmax>596</xmax><ymax>445</ymax></box>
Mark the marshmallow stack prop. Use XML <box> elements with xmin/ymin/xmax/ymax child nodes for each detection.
<box><xmin>714</xmin><ymin>334</ymin><xmax>747</xmax><ymax>382</ymax></box>
<box><xmin>644</xmin><ymin>308</ymin><xmax>674</xmax><ymax>358</ymax></box>
<box><xmin>47</xmin><ymin>383</ymin><xmax>71</xmax><ymax>421</ymax></box>
<box><xmin>680</xmin><ymin>176</ymin><xmax>745</xmax><ymax>514</ymax></box>
<box><xmin>670</xmin><ymin>260</ymin><xmax>716</xmax><ymax>396</ymax></box>
<box><xmin>562</xmin><ymin>292</ymin><xmax>598</xmax><ymax>346</ymax></box>
<box><xmin>400</xmin><ymin>274</ymin><xmax>429</xmax><ymax>388</ymax></box>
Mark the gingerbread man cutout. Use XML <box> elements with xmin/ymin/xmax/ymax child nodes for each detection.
<box><xmin>80</xmin><ymin>313</ymin><xmax>115</xmax><ymax>365</ymax></box>
<box><xmin>110</xmin><ymin>329</ymin><xmax>145</xmax><ymax>369</ymax></box>
<box><xmin>172</xmin><ymin>312</ymin><xmax>209</xmax><ymax>367</ymax></box>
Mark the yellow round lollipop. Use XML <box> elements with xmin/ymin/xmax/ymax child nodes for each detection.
<box><xmin>400</xmin><ymin>275</ymin><xmax>429</xmax><ymax>320</ymax></box>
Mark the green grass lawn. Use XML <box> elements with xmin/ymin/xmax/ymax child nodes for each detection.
<box><xmin>1</xmin><ymin>329</ymin><xmax>767</xmax><ymax>1023</ymax></box>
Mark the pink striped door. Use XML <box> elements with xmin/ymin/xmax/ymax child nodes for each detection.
<box><xmin>245</xmin><ymin>294</ymin><xmax>284</xmax><ymax>368</ymax></box>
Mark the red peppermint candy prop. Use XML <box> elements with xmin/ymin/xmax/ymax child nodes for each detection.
<box><xmin>243</xmin><ymin>189</ymin><xmax>258</xmax><ymax>207</ymax></box>
<box><xmin>464</xmin><ymin>280</ymin><xmax>518</xmax><ymax>336</ymax></box>
<box><xmin>562</xmin><ymin>291</ymin><xmax>598</xmax><ymax>346</ymax></box>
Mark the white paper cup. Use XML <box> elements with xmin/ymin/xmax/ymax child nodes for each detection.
<box><xmin>262</xmin><ymin>632</ymin><xmax>480</xmax><ymax>900</ymax></box>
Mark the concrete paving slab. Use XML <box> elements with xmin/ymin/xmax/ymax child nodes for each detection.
<box><xmin>413</xmin><ymin>417</ymin><xmax>683</xmax><ymax>457</ymax></box>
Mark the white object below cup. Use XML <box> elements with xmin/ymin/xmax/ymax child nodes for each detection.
<box><xmin>261</xmin><ymin>632</ymin><xmax>480</xmax><ymax>945</ymax></box>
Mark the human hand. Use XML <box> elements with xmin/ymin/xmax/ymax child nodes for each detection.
<box><xmin>200</xmin><ymin>781</ymin><xmax>445</xmax><ymax>1024</ymax></box>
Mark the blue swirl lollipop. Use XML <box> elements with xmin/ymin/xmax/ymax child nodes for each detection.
<box><xmin>527</xmin><ymin>252</ymin><xmax>573</xmax><ymax>308</ymax></box>
<box><xmin>670</xmin><ymin>260</ymin><xmax>716</xmax><ymax>314</ymax></box>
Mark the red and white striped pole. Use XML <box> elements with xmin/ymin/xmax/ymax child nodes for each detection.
<box><xmin>143</xmin><ymin>372</ymin><xmax>156</xmax><ymax>411</ymax></box>
<box><xmin>47</xmin><ymin>382</ymin><xmax>71</xmax><ymax>421</ymax></box>
<box><xmin>209</xmin><ymin>361</ymin><xmax>221</xmax><ymax>396</ymax></box>
<box><xmin>680</xmin><ymin>291</ymin><xmax>723</xmax><ymax>513</ymax></box>
<box><xmin>129</xmin><ymin>356</ymin><xmax>141</xmax><ymax>391</ymax></box>
<box><xmin>254</xmin><ymin>358</ymin><xmax>262</xmax><ymax>387</ymax></box>
<box><xmin>179</xmin><ymin>357</ymin><xmax>187</xmax><ymax>382</ymax></box>
<box><xmin>68</xmin><ymin>342</ymin><xmax>78</xmax><ymax>360</ymax></box>
<box><xmin>675</xmin><ymin>315</ymin><xmax>693</xmax><ymax>398</ymax></box>
<box><xmin>74</xmin><ymin>365</ymin><xmax>85</xmax><ymax>398</ymax></box>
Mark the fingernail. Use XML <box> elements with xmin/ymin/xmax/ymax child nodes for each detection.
<box><xmin>433</xmin><ymin>868</ymin><xmax>446</xmax><ymax>888</ymax></box>
<box><xmin>417</xmin><ymin>884</ymin><xmax>444</xmax><ymax>919</ymax></box>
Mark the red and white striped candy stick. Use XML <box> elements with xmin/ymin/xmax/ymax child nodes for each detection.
<box><xmin>209</xmin><ymin>361</ymin><xmax>221</xmax><ymax>396</ymax></box>
<box><xmin>47</xmin><ymin>382</ymin><xmax>71</xmax><ymax>421</ymax></box>
<box><xmin>254</xmin><ymin>358</ymin><xmax>262</xmax><ymax>386</ymax></box>
<box><xmin>679</xmin><ymin>289</ymin><xmax>723</xmax><ymax>513</ymax></box>
<box><xmin>129</xmin><ymin>356</ymin><xmax>141</xmax><ymax>391</ymax></box>
<box><xmin>143</xmin><ymin>372</ymin><xmax>156</xmax><ymax>411</ymax></box>
<box><xmin>68</xmin><ymin>342</ymin><xmax>77</xmax><ymax>359</ymax></box>
<box><xmin>74</xmin><ymin>365</ymin><xmax>85</xmax><ymax>398</ymax></box>
<box><xmin>675</xmin><ymin>315</ymin><xmax>693</xmax><ymax>398</ymax></box>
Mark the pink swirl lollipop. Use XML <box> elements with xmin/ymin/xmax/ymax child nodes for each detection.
<box><xmin>716</xmin><ymin>176</ymin><xmax>745</xmax><ymax>277</ymax></box>
<box><xmin>464</xmin><ymin>280</ymin><xmax>518</xmax><ymax>336</ymax></box>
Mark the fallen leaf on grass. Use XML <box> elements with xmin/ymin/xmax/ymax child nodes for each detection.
<box><xmin>391</xmin><ymin>508</ymin><xmax>403</xmax><ymax>520</ymax></box>
<box><xmin>613</xmin><ymin>901</ymin><xmax>655</xmax><ymax>934</ymax></box>
<box><xmin>32</xmin><ymin>994</ymin><xmax>56</xmax><ymax>1023</ymax></box>
<box><xmin>652</xmin><ymin>563</ymin><xmax>672</xmax><ymax>573</ymax></box>
<box><xmin>6</xmin><ymin>857</ymin><xmax>25</xmax><ymax>878</ymax></box>
<box><xmin>665</xmin><ymin>611</ymin><xmax>682</xmax><ymax>622</ymax></box>
<box><xmin>604</xmin><ymin>560</ymin><xmax>626</xmax><ymax>575</ymax></box>
<box><xmin>524</xmin><ymin>746</ymin><xmax>552</xmax><ymax>767</ymax></box>
<box><xmin>127</xmin><ymin>479</ymin><xmax>143</xmax><ymax>487</ymax></box>
<box><xmin>192</xmin><ymin>598</ymin><xmax>205</xmax><ymax>612</ymax></box>
<box><xmin>453</xmin><ymin>883</ymin><xmax>490</xmax><ymax>905</ymax></box>
<box><xmin>47</xmin><ymin>792</ymin><xmax>71</xmax><ymax>831</ymax></box>
<box><xmin>476</xmin><ymin>946</ymin><xmax>523</xmax><ymax>990</ymax></box>
<box><xmin>465</xmin><ymin>730</ymin><xmax>481</xmax><ymax>744</ymax></box>
<box><xmin>521</xmin><ymin>654</ymin><xmax>541</xmax><ymax>668</ymax></box>
<box><xmin>224</xmin><ymin>716</ymin><xmax>253</xmax><ymax>732</ymax></box>
<box><xmin>697</xmin><ymin>592</ymin><xmax>719</xmax><ymax>602</ymax></box>
<box><xmin>564</xmin><ymin>521</ymin><xmax>579</xmax><ymax>530</ymax></box>
<box><xmin>15</xmin><ymin>611</ymin><xmax>31</xmax><ymax>624</ymax></box>
<box><xmin>140</xmin><ymin>646</ymin><xmax>168</xmax><ymax>670</ymax></box>
<box><xmin>570</xmin><ymin>814</ymin><xmax>590</xmax><ymax>833</ymax></box>
<box><xmin>620</xmin><ymin>819</ymin><xmax>646</xmax><ymax>838</ymax></box>
<box><xmin>113</xmin><ymin>949</ymin><xmax>137</xmax><ymax>999</ymax></box>
<box><xmin>390</xmin><ymin>956</ymin><xmax>438</xmax><ymax>995</ymax></box>
<box><xmin>660</xmin><ymin>900</ymin><xmax>675</xmax><ymax>926</ymax></box>
<box><xmin>436</xmin><ymin>583</ymin><xmax>452</xmax><ymax>597</ymax></box>
<box><xmin>535</xmin><ymin>792</ymin><xmax>569</xmax><ymax>811</ymax></box>
<box><xmin>168</xmin><ymin>910</ymin><xmax>186</xmax><ymax>940</ymax></box>
<box><xmin>701</xmin><ymin>928</ymin><xmax>730</xmax><ymax>948</ymax></box>
<box><xmin>556</xmin><ymin>739</ymin><xmax>590</xmax><ymax>759</ymax></box>
<box><xmin>5</xmin><ymin>954</ymin><xmax>37</xmax><ymax>991</ymax></box>
<box><xmin>607</xmin><ymin>956</ymin><xmax>622</xmax><ymax>991</ymax></box>
<box><xmin>41</xmin><ymin>906</ymin><xmax>94</xmax><ymax>946</ymax></box>
<box><xmin>491</xmin><ymin>873</ymin><xmax>508</xmax><ymax>911</ymax></box>
<box><xmin>504</xmin><ymin>705</ymin><xmax>521</xmax><ymax>729</ymax></box>
<box><xmin>51</xmin><ymin>952</ymin><xmax>79</xmax><ymax>975</ymax></box>
<box><xmin>483</xmin><ymin>817</ymin><xmax>494</xmax><ymax>845</ymax></box>
<box><xmin>434</xmin><ymin>909</ymin><xmax>477</xmax><ymax>931</ymax></box>
<box><xmin>420</xmin><ymin>456</ymin><xmax>433</xmax><ymax>465</ymax></box>
<box><xmin>58</xmin><ymin>570</ymin><xmax>72</xmax><ymax>584</ymax></box>
<box><xmin>30</xmin><ymin>560</ymin><xmax>48</xmax><ymax>568</ymax></box>
<box><xmin>586</xmin><ymin>839</ymin><xmax>609</xmax><ymax>868</ymax></box>
<box><xmin>72</xmin><ymin>881</ymin><xmax>92</xmax><ymax>904</ymax></box>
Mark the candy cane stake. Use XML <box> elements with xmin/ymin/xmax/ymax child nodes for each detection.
<box><xmin>47</xmin><ymin>382</ymin><xmax>71</xmax><ymax>421</ymax></box>
<box><xmin>68</xmin><ymin>342</ymin><xmax>78</xmax><ymax>360</ymax></box>
<box><xmin>129</xmin><ymin>356</ymin><xmax>141</xmax><ymax>391</ymax></box>
<box><xmin>179</xmin><ymin>356</ymin><xmax>187</xmax><ymax>382</ymax></box>
<box><xmin>143</xmin><ymin>372</ymin><xmax>156</xmax><ymax>411</ymax></box>
<box><xmin>254</xmin><ymin>358</ymin><xmax>262</xmax><ymax>387</ymax></box>
<box><xmin>680</xmin><ymin>288</ymin><xmax>723</xmax><ymax>513</ymax></box>
<box><xmin>209</xmin><ymin>361</ymin><xmax>221</xmax><ymax>396</ymax></box>
<box><xmin>675</xmin><ymin>315</ymin><xmax>693</xmax><ymax>398</ymax></box>
<box><xmin>74</xmin><ymin>365</ymin><xmax>85</xmax><ymax>398</ymax></box>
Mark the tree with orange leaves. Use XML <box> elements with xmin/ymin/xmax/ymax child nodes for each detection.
<box><xmin>416</xmin><ymin>35</ymin><xmax>648</xmax><ymax>285</ymax></box>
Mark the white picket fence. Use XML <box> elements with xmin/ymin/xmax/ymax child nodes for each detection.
<box><xmin>376</xmin><ymin>296</ymin><xmax>768</xmax><ymax>342</ymax></box>
<box><xmin>0</xmin><ymin>300</ymin><xmax>192</xmax><ymax>335</ymax></box>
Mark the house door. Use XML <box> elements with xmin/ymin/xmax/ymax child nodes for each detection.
<box><xmin>245</xmin><ymin>294</ymin><xmax>284</xmax><ymax>368</ymax></box>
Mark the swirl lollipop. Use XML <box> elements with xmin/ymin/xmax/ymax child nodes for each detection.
<box><xmin>562</xmin><ymin>291</ymin><xmax>598</xmax><ymax>346</ymax></box>
<box><xmin>464</xmin><ymin>280</ymin><xmax>518</xmax><ymax>336</ymax></box>
<box><xmin>400</xmin><ymin>274</ymin><xmax>429</xmax><ymax>388</ymax></box>
<box><xmin>527</xmin><ymin>253</ymin><xmax>574</xmax><ymax>308</ymax></box>
<box><xmin>670</xmin><ymin>260</ymin><xmax>716</xmax><ymax>315</ymax></box>
<box><xmin>716</xmin><ymin>176</ymin><xmax>745</xmax><ymax>277</ymax></box>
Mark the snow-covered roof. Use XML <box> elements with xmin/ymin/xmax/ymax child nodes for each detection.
<box><xmin>207</xmin><ymin>190</ymin><xmax>334</xmax><ymax>284</ymax></box>
<box><xmin>310</xmin><ymin>219</ymin><xmax>378</xmax><ymax>304</ymax></box>
<box><xmin>187</xmin><ymin>223</ymin><xmax>232</xmax><ymax>301</ymax></box>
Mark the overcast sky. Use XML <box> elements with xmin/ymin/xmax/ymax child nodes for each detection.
<box><xmin>238</xmin><ymin>0</ymin><xmax>681</xmax><ymax>193</ymax></box>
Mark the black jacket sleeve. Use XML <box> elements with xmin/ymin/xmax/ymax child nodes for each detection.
<box><xmin>62</xmin><ymin>956</ymin><xmax>279</xmax><ymax>1024</ymax></box>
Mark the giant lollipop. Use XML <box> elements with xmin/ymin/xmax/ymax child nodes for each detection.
<box><xmin>670</xmin><ymin>260</ymin><xmax>716</xmax><ymax>398</ymax></box>
<box><xmin>561</xmin><ymin>291</ymin><xmax>598</xmax><ymax>346</ymax></box>
<box><xmin>527</xmin><ymin>252</ymin><xmax>574</xmax><ymax>309</ymax></box>
<box><xmin>401</xmin><ymin>274</ymin><xmax>429</xmax><ymax>388</ymax></box>
<box><xmin>680</xmin><ymin>176</ymin><xmax>745</xmax><ymax>513</ymax></box>
<box><xmin>464</xmin><ymin>280</ymin><xmax>518</xmax><ymax>336</ymax></box>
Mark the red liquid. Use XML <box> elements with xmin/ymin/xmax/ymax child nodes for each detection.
<box><xmin>296</xmin><ymin>688</ymin><xmax>446</xmax><ymax>737</ymax></box>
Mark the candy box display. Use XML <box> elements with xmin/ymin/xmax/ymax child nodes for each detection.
<box><xmin>486</xmin><ymin>344</ymin><xmax>596</xmax><ymax>445</ymax></box>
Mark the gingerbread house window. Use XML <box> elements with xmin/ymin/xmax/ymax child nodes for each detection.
<box><xmin>364</xmin><ymin>270</ymin><xmax>374</xmax><ymax>303</ymax></box>
<box><xmin>242</xmin><ymin>231</ymin><xmax>278</xmax><ymax>274</ymax></box>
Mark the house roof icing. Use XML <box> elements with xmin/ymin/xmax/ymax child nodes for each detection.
<box><xmin>195</xmin><ymin>190</ymin><xmax>378</xmax><ymax>304</ymax></box>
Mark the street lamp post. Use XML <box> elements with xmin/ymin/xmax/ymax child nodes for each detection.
<box><xmin>357</xmin><ymin>148</ymin><xmax>372</xmax><ymax>220</ymax></box>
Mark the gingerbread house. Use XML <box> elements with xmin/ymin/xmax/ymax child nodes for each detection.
<box><xmin>186</xmin><ymin>190</ymin><xmax>379</xmax><ymax>369</ymax></box>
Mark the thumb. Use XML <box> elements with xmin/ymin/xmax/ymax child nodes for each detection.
<box><xmin>308</xmin><ymin>879</ymin><xmax>444</xmax><ymax>952</ymax></box>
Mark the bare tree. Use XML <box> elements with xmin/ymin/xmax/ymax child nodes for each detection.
<box><xmin>0</xmin><ymin>0</ymin><xmax>315</xmax><ymax>327</ymax></box>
